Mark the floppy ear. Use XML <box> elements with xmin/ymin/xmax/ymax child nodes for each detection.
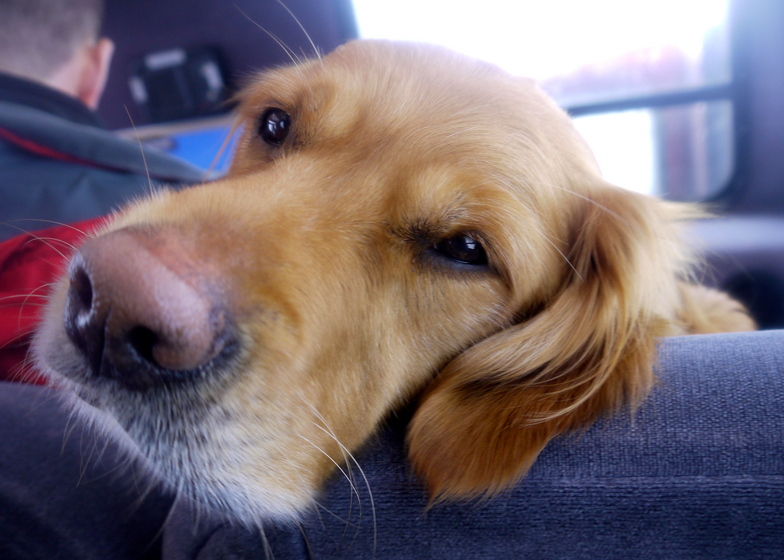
<box><xmin>407</xmin><ymin>185</ymin><xmax>688</xmax><ymax>501</ymax></box>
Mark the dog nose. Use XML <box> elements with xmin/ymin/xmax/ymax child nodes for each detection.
<box><xmin>64</xmin><ymin>227</ymin><xmax>231</xmax><ymax>388</ymax></box>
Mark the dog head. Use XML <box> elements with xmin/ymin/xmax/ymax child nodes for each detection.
<box><xmin>33</xmin><ymin>40</ymin><xmax>691</xmax><ymax>524</ymax></box>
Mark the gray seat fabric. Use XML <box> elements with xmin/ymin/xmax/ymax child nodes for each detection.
<box><xmin>164</xmin><ymin>330</ymin><xmax>784</xmax><ymax>559</ymax></box>
<box><xmin>0</xmin><ymin>381</ymin><xmax>174</xmax><ymax>560</ymax></box>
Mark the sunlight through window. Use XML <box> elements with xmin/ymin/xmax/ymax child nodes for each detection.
<box><xmin>351</xmin><ymin>0</ymin><xmax>732</xmax><ymax>199</ymax></box>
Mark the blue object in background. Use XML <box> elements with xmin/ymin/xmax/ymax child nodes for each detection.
<box><xmin>158</xmin><ymin>124</ymin><xmax>239</xmax><ymax>175</ymax></box>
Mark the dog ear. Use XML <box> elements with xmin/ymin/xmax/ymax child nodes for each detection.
<box><xmin>407</xmin><ymin>185</ymin><xmax>689</xmax><ymax>501</ymax></box>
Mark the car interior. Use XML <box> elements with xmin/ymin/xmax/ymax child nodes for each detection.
<box><xmin>98</xmin><ymin>0</ymin><xmax>784</xmax><ymax>329</ymax></box>
<box><xmin>1</xmin><ymin>1</ymin><xmax>782</xmax><ymax>558</ymax></box>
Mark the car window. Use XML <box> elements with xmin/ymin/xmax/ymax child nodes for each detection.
<box><xmin>352</xmin><ymin>0</ymin><xmax>733</xmax><ymax>201</ymax></box>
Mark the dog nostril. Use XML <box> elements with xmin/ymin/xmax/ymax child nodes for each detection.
<box><xmin>63</xmin><ymin>228</ymin><xmax>235</xmax><ymax>386</ymax></box>
<box><xmin>126</xmin><ymin>326</ymin><xmax>158</xmax><ymax>366</ymax></box>
<box><xmin>70</xmin><ymin>266</ymin><xmax>94</xmax><ymax>316</ymax></box>
<box><xmin>64</xmin><ymin>258</ymin><xmax>109</xmax><ymax>376</ymax></box>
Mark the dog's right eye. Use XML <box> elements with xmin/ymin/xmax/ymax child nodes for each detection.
<box><xmin>433</xmin><ymin>234</ymin><xmax>488</xmax><ymax>266</ymax></box>
<box><xmin>258</xmin><ymin>108</ymin><xmax>291</xmax><ymax>146</ymax></box>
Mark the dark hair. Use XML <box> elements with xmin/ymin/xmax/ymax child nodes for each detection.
<box><xmin>0</xmin><ymin>0</ymin><xmax>104</xmax><ymax>79</ymax></box>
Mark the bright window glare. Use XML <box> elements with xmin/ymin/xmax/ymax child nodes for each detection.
<box><xmin>352</xmin><ymin>0</ymin><xmax>728</xmax><ymax>82</ymax></box>
<box><xmin>573</xmin><ymin>111</ymin><xmax>655</xmax><ymax>194</ymax></box>
<box><xmin>351</xmin><ymin>0</ymin><xmax>732</xmax><ymax>199</ymax></box>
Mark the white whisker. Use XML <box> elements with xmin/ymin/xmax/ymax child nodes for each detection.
<box><xmin>124</xmin><ymin>106</ymin><xmax>156</xmax><ymax>198</ymax></box>
<box><xmin>296</xmin><ymin>433</ymin><xmax>360</xmax><ymax>500</ymax></box>
<box><xmin>487</xmin><ymin>173</ymin><xmax>584</xmax><ymax>281</ymax></box>
<box><xmin>234</xmin><ymin>4</ymin><xmax>306</xmax><ymax>71</ymax></box>
<box><xmin>549</xmin><ymin>182</ymin><xmax>629</xmax><ymax>226</ymax></box>
<box><xmin>543</xmin><ymin>236</ymin><xmax>584</xmax><ymax>282</ymax></box>
<box><xmin>303</xmin><ymin>403</ymin><xmax>378</xmax><ymax>557</ymax></box>
<box><xmin>274</xmin><ymin>0</ymin><xmax>323</xmax><ymax>64</ymax></box>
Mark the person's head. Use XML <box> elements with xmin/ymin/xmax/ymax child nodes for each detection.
<box><xmin>0</xmin><ymin>0</ymin><xmax>114</xmax><ymax>109</ymax></box>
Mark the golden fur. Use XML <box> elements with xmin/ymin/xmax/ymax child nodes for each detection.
<box><xmin>33</xmin><ymin>40</ymin><xmax>754</xmax><ymax>523</ymax></box>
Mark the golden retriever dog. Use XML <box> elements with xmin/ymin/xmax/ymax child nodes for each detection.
<box><xmin>32</xmin><ymin>40</ymin><xmax>754</xmax><ymax>524</ymax></box>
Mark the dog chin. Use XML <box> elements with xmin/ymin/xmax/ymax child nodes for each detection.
<box><xmin>52</xmin><ymin>373</ymin><xmax>311</xmax><ymax>524</ymax></box>
<box><xmin>34</xmin><ymin>315</ymin><xmax>309</xmax><ymax>525</ymax></box>
<box><xmin>126</xmin><ymin>414</ymin><xmax>315</xmax><ymax>525</ymax></box>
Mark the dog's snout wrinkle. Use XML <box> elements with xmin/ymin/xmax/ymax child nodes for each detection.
<box><xmin>64</xmin><ymin>228</ymin><xmax>232</xmax><ymax>388</ymax></box>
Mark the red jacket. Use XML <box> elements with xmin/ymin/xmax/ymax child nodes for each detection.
<box><xmin>0</xmin><ymin>218</ymin><xmax>104</xmax><ymax>384</ymax></box>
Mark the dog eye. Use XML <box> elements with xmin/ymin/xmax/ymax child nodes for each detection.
<box><xmin>258</xmin><ymin>108</ymin><xmax>291</xmax><ymax>146</ymax></box>
<box><xmin>433</xmin><ymin>234</ymin><xmax>488</xmax><ymax>266</ymax></box>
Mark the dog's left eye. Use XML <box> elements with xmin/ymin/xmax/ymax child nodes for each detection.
<box><xmin>433</xmin><ymin>234</ymin><xmax>488</xmax><ymax>266</ymax></box>
<box><xmin>258</xmin><ymin>108</ymin><xmax>291</xmax><ymax>146</ymax></box>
